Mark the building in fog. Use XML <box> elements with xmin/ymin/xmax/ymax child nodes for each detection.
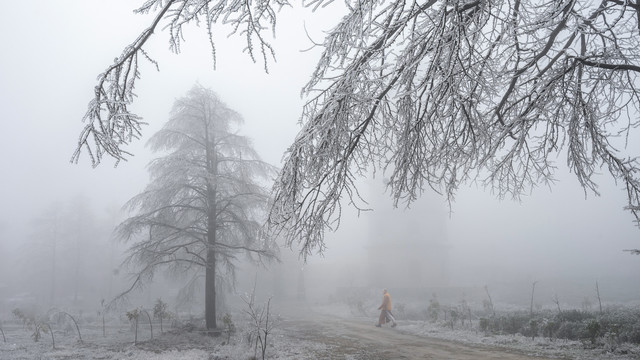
<box><xmin>365</xmin><ymin>180</ymin><xmax>450</xmax><ymax>291</ymax></box>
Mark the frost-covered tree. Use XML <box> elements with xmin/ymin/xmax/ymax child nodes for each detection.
<box><xmin>269</xmin><ymin>0</ymin><xmax>640</xmax><ymax>256</ymax></box>
<box><xmin>76</xmin><ymin>0</ymin><xmax>640</xmax><ymax>255</ymax></box>
<box><xmin>116</xmin><ymin>84</ymin><xmax>277</xmax><ymax>329</ymax></box>
<box><xmin>20</xmin><ymin>204</ymin><xmax>61</xmax><ymax>306</ymax></box>
<box><xmin>66</xmin><ymin>196</ymin><xmax>95</xmax><ymax>307</ymax></box>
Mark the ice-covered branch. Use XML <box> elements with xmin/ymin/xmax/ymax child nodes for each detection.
<box><xmin>268</xmin><ymin>0</ymin><xmax>640</xmax><ymax>256</ymax></box>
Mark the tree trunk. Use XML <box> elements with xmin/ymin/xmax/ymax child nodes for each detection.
<box><xmin>205</xmin><ymin>163</ymin><xmax>218</xmax><ymax>330</ymax></box>
<box><xmin>205</xmin><ymin>246</ymin><xmax>216</xmax><ymax>330</ymax></box>
<box><xmin>530</xmin><ymin>281</ymin><xmax>537</xmax><ymax>317</ymax></box>
<box><xmin>204</xmin><ymin>110</ymin><xmax>218</xmax><ymax>331</ymax></box>
<box><xmin>205</xmin><ymin>186</ymin><xmax>217</xmax><ymax>330</ymax></box>
<box><xmin>50</xmin><ymin>216</ymin><xmax>58</xmax><ymax>306</ymax></box>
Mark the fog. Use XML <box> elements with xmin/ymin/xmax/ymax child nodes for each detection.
<box><xmin>1</xmin><ymin>0</ymin><xmax>639</xmax><ymax>318</ymax></box>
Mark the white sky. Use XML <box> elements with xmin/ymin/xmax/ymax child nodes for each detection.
<box><xmin>1</xmin><ymin>0</ymin><xmax>639</xmax><ymax>304</ymax></box>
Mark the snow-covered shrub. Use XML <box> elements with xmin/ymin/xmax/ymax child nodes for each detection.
<box><xmin>426</xmin><ymin>294</ymin><xmax>440</xmax><ymax>323</ymax></box>
<box><xmin>521</xmin><ymin>319</ymin><xmax>539</xmax><ymax>340</ymax></box>
<box><xmin>243</xmin><ymin>296</ymin><xmax>275</xmax><ymax>360</ymax></box>
<box><xmin>393</xmin><ymin>302</ymin><xmax>427</xmax><ymax>322</ymax></box>
<box><xmin>556</xmin><ymin>309</ymin><xmax>592</xmax><ymax>323</ymax></box>
<box><xmin>445</xmin><ymin>306</ymin><xmax>458</xmax><ymax>329</ymax></box>
<box><xmin>499</xmin><ymin>312</ymin><xmax>530</xmax><ymax>335</ymax></box>
<box><xmin>482</xmin><ymin>299</ymin><xmax>494</xmax><ymax>317</ymax></box>
<box><xmin>222</xmin><ymin>312</ymin><xmax>235</xmax><ymax>343</ymax></box>
<box><xmin>542</xmin><ymin>319</ymin><xmax>560</xmax><ymax>341</ymax></box>
<box><xmin>126</xmin><ymin>308</ymin><xmax>141</xmax><ymax>344</ymax></box>
<box><xmin>585</xmin><ymin>319</ymin><xmax>601</xmax><ymax>344</ymax></box>
<box><xmin>340</xmin><ymin>287</ymin><xmax>372</xmax><ymax>317</ymax></box>
<box><xmin>458</xmin><ymin>299</ymin><xmax>472</xmax><ymax>328</ymax></box>
<box><xmin>479</xmin><ymin>317</ymin><xmax>489</xmax><ymax>333</ymax></box>
<box><xmin>555</xmin><ymin>319</ymin><xmax>583</xmax><ymax>340</ymax></box>
<box><xmin>153</xmin><ymin>299</ymin><xmax>170</xmax><ymax>333</ymax></box>
<box><xmin>12</xmin><ymin>308</ymin><xmax>49</xmax><ymax>342</ymax></box>
<box><xmin>599</xmin><ymin>307</ymin><xmax>640</xmax><ymax>344</ymax></box>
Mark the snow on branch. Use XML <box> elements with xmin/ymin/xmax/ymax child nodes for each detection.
<box><xmin>267</xmin><ymin>0</ymin><xmax>640</xmax><ymax>257</ymax></box>
<box><xmin>73</xmin><ymin>0</ymin><xmax>294</xmax><ymax>166</ymax></box>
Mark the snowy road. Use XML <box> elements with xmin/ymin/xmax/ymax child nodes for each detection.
<box><xmin>279</xmin><ymin>311</ymin><xmax>547</xmax><ymax>359</ymax></box>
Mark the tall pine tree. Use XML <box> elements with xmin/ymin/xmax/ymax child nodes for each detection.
<box><xmin>117</xmin><ymin>84</ymin><xmax>277</xmax><ymax>329</ymax></box>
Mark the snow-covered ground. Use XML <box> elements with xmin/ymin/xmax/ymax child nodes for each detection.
<box><xmin>396</xmin><ymin>319</ymin><xmax>640</xmax><ymax>360</ymax></box>
<box><xmin>0</xmin><ymin>320</ymin><xmax>330</xmax><ymax>360</ymax></box>
<box><xmin>311</xmin><ymin>302</ymin><xmax>640</xmax><ymax>360</ymax></box>
<box><xmin>1</xmin><ymin>302</ymin><xmax>639</xmax><ymax>359</ymax></box>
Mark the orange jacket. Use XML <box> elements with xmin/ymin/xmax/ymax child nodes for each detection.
<box><xmin>378</xmin><ymin>292</ymin><xmax>392</xmax><ymax>311</ymax></box>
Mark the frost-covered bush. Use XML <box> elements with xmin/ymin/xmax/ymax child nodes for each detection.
<box><xmin>479</xmin><ymin>317</ymin><xmax>490</xmax><ymax>333</ymax></box>
<box><xmin>472</xmin><ymin>305</ymin><xmax>640</xmax><ymax>347</ymax></box>
<box><xmin>153</xmin><ymin>299</ymin><xmax>171</xmax><ymax>333</ymax></box>
<box><xmin>394</xmin><ymin>303</ymin><xmax>424</xmax><ymax>321</ymax></box>
<box><xmin>478</xmin><ymin>312</ymin><xmax>543</xmax><ymax>338</ymax></box>
<box><xmin>426</xmin><ymin>295</ymin><xmax>440</xmax><ymax>323</ymax></box>
<box><xmin>533</xmin><ymin>308</ymin><xmax>640</xmax><ymax>345</ymax></box>
<box><xmin>222</xmin><ymin>313</ymin><xmax>235</xmax><ymax>343</ymax></box>
<box><xmin>556</xmin><ymin>309</ymin><xmax>593</xmax><ymax>323</ymax></box>
<box><xmin>585</xmin><ymin>319</ymin><xmax>601</xmax><ymax>344</ymax></box>
<box><xmin>522</xmin><ymin>319</ymin><xmax>539</xmax><ymax>340</ymax></box>
<box><xmin>339</xmin><ymin>287</ymin><xmax>372</xmax><ymax>317</ymax></box>
<box><xmin>599</xmin><ymin>308</ymin><xmax>640</xmax><ymax>344</ymax></box>
<box><xmin>11</xmin><ymin>308</ymin><xmax>49</xmax><ymax>343</ymax></box>
<box><xmin>542</xmin><ymin>319</ymin><xmax>560</xmax><ymax>341</ymax></box>
<box><xmin>551</xmin><ymin>318</ymin><xmax>584</xmax><ymax>341</ymax></box>
<box><xmin>624</xmin><ymin>323</ymin><xmax>640</xmax><ymax>344</ymax></box>
<box><xmin>499</xmin><ymin>312</ymin><xmax>531</xmax><ymax>335</ymax></box>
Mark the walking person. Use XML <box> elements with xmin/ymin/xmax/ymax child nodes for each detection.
<box><xmin>376</xmin><ymin>289</ymin><xmax>397</xmax><ymax>327</ymax></box>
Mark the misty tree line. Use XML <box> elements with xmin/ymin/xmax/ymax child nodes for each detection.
<box><xmin>0</xmin><ymin>199</ymin><xmax>124</xmax><ymax>311</ymax></box>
